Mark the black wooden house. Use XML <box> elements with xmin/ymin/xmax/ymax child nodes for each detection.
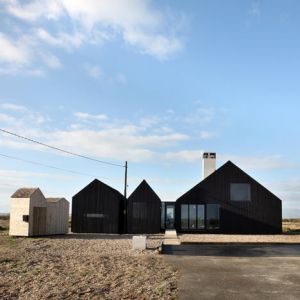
<box><xmin>71</xmin><ymin>179</ymin><xmax>125</xmax><ymax>233</ymax></box>
<box><xmin>127</xmin><ymin>180</ymin><xmax>161</xmax><ymax>234</ymax></box>
<box><xmin>173</xmin><ymin>161</ymin><xmax>282</xmax><ymax>234</ymax></box>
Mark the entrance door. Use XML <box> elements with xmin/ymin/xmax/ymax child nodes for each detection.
<box><xmin>165</xmin><ymin>204</ymin><xmax>175</xmax><ymax>229</ymax></box>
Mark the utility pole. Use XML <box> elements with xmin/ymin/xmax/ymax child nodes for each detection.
<box><xmin>123</xmin><ymin>161</ymin><xmax>128</xmax><ymax>233</ymax></box>
<box><xmin>124</xmin><ymin>161</ymin><xmax>128</xmax><ymax>198</ymax></box>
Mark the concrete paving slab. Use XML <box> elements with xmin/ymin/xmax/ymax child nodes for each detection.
<box><xmin>164</xmin><ymin>244</ymin><xmax>300</xmax><ymax>300</ymax></box>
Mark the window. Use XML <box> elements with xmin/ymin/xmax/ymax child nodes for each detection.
<box><xmin>207</xmin><ymin>204</ymin><xmax>220</xmax><ymax>229</ymax></box>
<box><xmin>189</xmin><ymin>205</ymin><xmax>197</xmax><ymax>229</ymax></box>
<box><xmin>22</xmin><ymin>215</ymin><xmax>29</xmax><ymax>222</ymax></box>
<box><xmin>230</xmin><ymin>183</ymin><xmax>251</xmax><ymax>201</ymax></box>
<box><xmin>181</xmin><ymin>204</ymin><xmax>206</xmax><ymax>230</ymax></box>
<box><xmin>181</xmin><ymin>205</ymin><xmax>189</xmax><ymax>229</ymax></box>
<box><xmin>197</xmin><ymin>205</ymin><xmax>205</xmax><ymax>229</ymax></box>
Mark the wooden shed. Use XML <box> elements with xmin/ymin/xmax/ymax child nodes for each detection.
<box><xmin>46</xmin><ymin>198</ymin><xmax>69</xmax><ymax>235</ymax></box>
<box><xmin>71</xmin><ymin>179</ymin><xmax>125</xmax><ymax>234</ymax></box>
<box><xmin>127</xmin><ymin>180</ymin><xmax>161</xmax><ymax>234</ymax></box>
<box><xmin>175</xmin><ymin>161</ymin><xmax>282</xmax><ymax>234</ymax></box>
<box><xmin>9</xmin><ymin>188</ymin><xmax>70</xmax><ymax>237</ymax></box>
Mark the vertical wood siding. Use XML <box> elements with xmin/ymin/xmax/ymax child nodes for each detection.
<box><xmin>127</xmin><ymin>180</ymin><xmax>161</xmax><ymax>234</ymax></box>
<box><xmin>71</xmin><ymin>179</ymin><xmax>125</xmax><ymax>234</ymax></box>
<box><xmin>175</xmin><ymin>161</ymin><xmax>282</xmax><ymax>234</ymax></box>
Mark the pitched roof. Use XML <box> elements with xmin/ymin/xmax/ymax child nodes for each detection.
<box><xmin>128</xmin><ymin>179</ymin><xmax>161</xmax><ymax>201</ymax></box>
<box><xmin>46</xmin><ymin>197</ymin><xmax>64</xmax><ymax>203</ymax></box>
<box><xmin>11</xmin><ymin>188</ymin><xmax>39</xmax><ymax>198</ymax></box>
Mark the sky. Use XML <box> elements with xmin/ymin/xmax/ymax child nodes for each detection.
<box><xmin>0</xmin><ymin>0</ymin><xmax>299</xmax><ymax>218</ymax></box>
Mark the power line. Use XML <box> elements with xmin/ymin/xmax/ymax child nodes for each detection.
<box><xmin>0</xmin><ymin>152</ymin><xmax>99</xmax><ymax>178</ymax></box>
<box><xmin>0</xmin><ymin>128</ymin><xmax>124</xmax><ymax>168</ymax></box>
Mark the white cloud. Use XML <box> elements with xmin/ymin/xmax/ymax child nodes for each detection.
<box><xmin>39</xmin><ymin>51</ymin><xmax>62</xmax><ymax>69</ymax></box>
<box><xmin>0</xmin><ymin>113</ymin><xmax>16</xmax><ymax>123</ymax></box>
<box><xmin>3</xmin><ymin>0</ymin><xmax>184</xmax><ymax>61</ymax></box>
<box><xmin>36</xmin><ymin>28</ymin><xmax>84</xmax><ymax>51</ymax></box>
<box><xmin>164</xmin><ymin>150</ymin><xmax>204</xmax><ymax>163</ymax></box>
<box><xmin>0</xmin><ymin>32</ymin><xmax>31</xmax><ymax>65</ymax></box>
<box><xmin>6</xmin><ymin>0</ymin><xmax>63</xmax><ymax>22</ymax></box>
<box><xmin>74</xmin><ymin>112</ymin><xmax>108</xmax><ymax>121</ymax></box>
<box><xmin>0</xmin><ymin>103</ymin><xmax>27</xmax><ymax>111</ymax></box>
<box><xmin>84</xmin><ymin>64</ymin><xmax>103</xmax><ymax>80</ymax></box>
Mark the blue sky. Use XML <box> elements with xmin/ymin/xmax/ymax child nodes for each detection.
<box><xmin>0</xmin><ymin>0</ymin><xmax>299</xmax><ymax>217</ymax></box>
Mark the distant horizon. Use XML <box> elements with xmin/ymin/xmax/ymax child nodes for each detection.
<box><xmin>1</xmin><ymin>0</ymin><xmax>300</xmax><ymax>218</ymax></box>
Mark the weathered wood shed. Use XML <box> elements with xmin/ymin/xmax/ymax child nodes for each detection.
<box><xmin>127</xmin><ymin>180</ymin><xmax>161</xmax><ymax>234</ymax></box>
<box><xmin>71</xmin><ymin>179</ymin><xmax>125</xmax><ymax>234</ymax></box>
<box><xmin>46</xmin><ymin>198</ymin><xmax>69</xmax><ymax>235</ymax></box>
<box><xmin>9</xmin><ymin>188</ymin><xmax>70</xmax><ymax>236</ymax></box>
<box><xmin>175</xmin><ymin>161</ymin><xmax>282</xmax><ymax>234</ymax></box>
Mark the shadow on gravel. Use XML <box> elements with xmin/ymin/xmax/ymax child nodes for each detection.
<box><xmin>162</xmin><ymin>243</ymin><xmax>300</xmax><ymax>257</ymax></box>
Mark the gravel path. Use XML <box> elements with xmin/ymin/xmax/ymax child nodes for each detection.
<box><xmin>0</xmin><ymin>234</ymin><xmax>177</xmax><ymax>299</ymax></box>
<box><xmin>180</xmin><ymin>234</ymin><xmax>300</xmax><ymax>243</ymax></box>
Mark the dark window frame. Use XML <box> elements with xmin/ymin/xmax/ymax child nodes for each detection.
<box><xmin>230</xmin><ymin>183</ymin><xmax>251</xmax><ymax>202</ymax></box>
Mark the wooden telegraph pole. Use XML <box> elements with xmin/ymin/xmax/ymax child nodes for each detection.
<box><xmin>123</xmin><ymin>161</ymin><xmax>128</xmax><ymax>233</ymax></box>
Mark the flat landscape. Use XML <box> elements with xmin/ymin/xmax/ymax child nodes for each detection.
<box><xmin>1</xmin><ymin>217</ymin><xmax>300</xmax><ymax>299</ymax></box>
<box><xmin>0</xmin><ymin>232</ymin><xmax>177</xmax><ymax>299</ymax></box>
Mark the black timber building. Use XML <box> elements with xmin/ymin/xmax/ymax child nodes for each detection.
<box><xmin>171</xmin><ymin>160</ymin><xmax>282</xmax><ymax>234</ymax></box>
<box><xmin>72</xmin><ymin>179</ymin><xmax>125</xmax><ymax>234</ymax></box>
<box><xmin>127</xmin><ymin>180</ymin><xmax>161</xmax><ymax>234</ymax></box>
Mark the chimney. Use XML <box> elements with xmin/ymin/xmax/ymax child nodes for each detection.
<box><xmin>202</xmin><ymin>152</ymin><xmax>216</xmax><ymax>180</ymax></box>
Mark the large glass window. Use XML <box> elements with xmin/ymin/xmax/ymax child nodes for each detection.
<box><xmin>189</xmin><ymin>205</ymin><xmax>197</xmax><ymax>229</ymax></box>
<box><xmin>197</xmin><ymin>205</ymin><xmax>205</xmax><ymax>229</ymax></box>
<box><xmin>207</xmin><ymin>204</ymin><xmax>220</xmax><ymax>229</ymax></box>
<box><xmin>230</xmin><ymin>183</ymin><xmax>251</xmax><ymax>201</ymax></box>
<box><xmin>166</xmin><ymin>205</ymin><xmax>175</xmax><ymax>229</ymax></box>
<box><xmin>181</xmin><ymin>205</ymin><xmax>189</xmax><ymax>229</ymax></box>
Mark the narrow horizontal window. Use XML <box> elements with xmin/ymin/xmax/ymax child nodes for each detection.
<box><xmin>85</xmin><ymin>213</ymin><xmax>106</xmax><ymax>218</ymax></box>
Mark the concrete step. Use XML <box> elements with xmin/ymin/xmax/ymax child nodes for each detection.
<box><xmin>163</xmin><ymin>238</ymin><xmax>181</xmax><ymax>245</ymax></box>
<box><xmin>164</xmin><ymin>229</ymin><xmax>178</xmax><ymax>238</ymax></box>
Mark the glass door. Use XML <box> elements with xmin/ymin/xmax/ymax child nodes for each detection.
<box><xmin>165</xmin><ymin>204</ymin><xmax>175</xmax><ymax>229</ymax></box>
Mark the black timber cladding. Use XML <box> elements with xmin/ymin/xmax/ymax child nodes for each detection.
<box><xmin>71</xmin><ymin>179</ymin><xmax>124</xmax><ymax>233</ymax></box>
<box><xmin>127</xmin><ymin>180</ymin><xmax>161</xmax><ymax>234</ymax></box>
<box><xmin>175</xmin><ymin>161</ymin><xmax>282</xmax><ymax>234</ymax></box>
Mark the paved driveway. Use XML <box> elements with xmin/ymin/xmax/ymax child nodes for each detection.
<box><xmin>164</xmin><ymin>244</ymin><xmax>300</xmax><ymax>300</ymax></box>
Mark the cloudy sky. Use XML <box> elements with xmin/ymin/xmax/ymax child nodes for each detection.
<box><xmin>0</xmin><ymin>0</ymin><xmax>299</xmax><ymax>217</ymax></box>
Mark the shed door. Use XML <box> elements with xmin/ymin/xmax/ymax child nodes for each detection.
<box><xmin>32</xmin><ymin>207</ymin><xmax>47</xmax><ymax>236</ymax></box>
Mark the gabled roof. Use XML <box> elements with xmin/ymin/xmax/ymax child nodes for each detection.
<box><xmin>46</xmin><ymin>197</ymin><xmax>68</xmax><ymax>203</ymax></box>
<box><xmin>177</xmin><ymin>160</ymin><xmax>281</xmax><ymax>202</ymax></box>
<box><xmin>128</xmin><ymin>179</ymin><xmax>161</xmax><ymax>201</ymax></box>
<box><xmin>73</xmin><ymin>178</ymin><xmax>124</xmax><ymax>198</ymax></box>
<box><xmin>11</xmin><ymin>188</ymin><xmax>39</xmax><ymax>198</ymax></box>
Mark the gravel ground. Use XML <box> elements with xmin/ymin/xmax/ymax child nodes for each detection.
<box><xmin>0</xmin><ymin>234</ymin><xmax>178</xmax><ymax>299</ymax></box>
<box><xmin>180</xmin><ymin>234</ymin><xmax>300</xmax><ymax>243</ymax></box>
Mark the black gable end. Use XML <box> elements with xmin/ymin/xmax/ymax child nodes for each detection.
<box><xmin>127</xmin><ymin>180</ymin><xmax>161</xmax><ymax>234</ymax></box>
<box><xmin>175</xmin><ymin>160</ymin><xmax>282</xmax><ymax>234</ymax></box>
<box><xmin>71</xmin><ymin>179</ymin><xmax>124</xmax><ymax>234</ymax></box>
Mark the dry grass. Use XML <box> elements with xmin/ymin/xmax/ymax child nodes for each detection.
<box><xmin>0</xmin><ymin>233</ymin><xmax>177</xmax><ymax>299</ymax></box>
<box><xmin>282</xmin><ymin>219</ymin><xmax>300</xmax><ymax>234</ymax></box>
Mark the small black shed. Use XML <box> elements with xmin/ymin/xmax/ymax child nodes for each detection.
<box><xmin>72</xmin><ymin>179</ymin><xmax>125</xmax><ymax>234</ymax></box>
<box><xmin>175</xmin><ymin>161</ymin><xmax>282</xmax><ymax>234</ymax></box>
<box><xmin>127</xmin><ymin>180</ymin><xmax>161</xmax><ymax>234</ymax></box>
